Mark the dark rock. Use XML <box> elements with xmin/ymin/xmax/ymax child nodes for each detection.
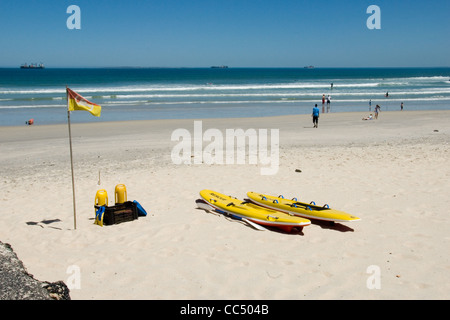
<box><xmin>0</xmin><ymin>241</ymin><xmax>71</xmax><ymax>300</ymax></box>
<box><xmin>42</xmin><ymin>281</ymin><xmax>71</xmax><ymax>300</ymax></box>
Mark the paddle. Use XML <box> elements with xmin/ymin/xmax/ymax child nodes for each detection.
<box><xmin>195</xmin><ymin>199</ymin><xmax>267</xmax><ymax>231</ymax></box>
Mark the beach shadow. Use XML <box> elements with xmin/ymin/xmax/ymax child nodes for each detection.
<box><xmin>196</xmin><ymin>207</ymin><xmax>253</xmax><ymax>230</ymax></box>
<box><xmin>311</xmin><ymin>220</ymin><xmax>355</xmax><ymax>232</ymax></box>
<box><xmin>195</xmin><ymin>207</ymin><xmax>305</xmax><ymax>235</ymax></box>
<box><xmin>264</xmin><ymin>226</ymin><xmax>305</xmax><ymax>236</ymax></box>
<box><xmin>26</xmin><ymin>219</ymin><xmax>62</xmax><ymax>230</ymax></box>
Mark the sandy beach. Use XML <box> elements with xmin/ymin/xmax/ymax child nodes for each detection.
<box><xmin>0</xmin><ymin>109</ymin><xmax>449</xmax><ymax>300</ymax></box>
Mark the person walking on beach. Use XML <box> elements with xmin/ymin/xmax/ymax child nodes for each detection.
<box><xmin>375</xmin><ymin>104</ymin><xmax>381</xmax><ymax>119</ymax></box>
<box><xmin>326</xmin><ymin>95</ymin><xmax>331</xmax><ymax>112</ymax></box>
<box><xmin>401</xmin><ymin>102</ymin><xmax>404</xmax><ymax>111</ymax></box>
<box><xmin>312</xmin><ymin>104</ymin><xmax>320</xmax><ymax>128</ymax></box>
<box><xmin>322</xmin><ymin>94</ymin><xmax>325</xmax><ymax>113</ymax></box>
<box><xmin>369</xmin><ymin>99</ymin><xmax>372</xmax><ymax>111</ymax></box>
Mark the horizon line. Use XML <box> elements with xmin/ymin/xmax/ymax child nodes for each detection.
<box><xmin>2</xmin><ymin>66</ymin><xmax>450</xmax><ymax>69</ymax></box>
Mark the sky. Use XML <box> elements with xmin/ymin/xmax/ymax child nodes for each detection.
<box><xmin>0</xmin><ymin>0</ymin><xmax>449</xmax><ymax>68</ymax></box>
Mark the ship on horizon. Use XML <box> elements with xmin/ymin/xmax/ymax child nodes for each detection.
<box><xmin>20</xmin><ymin>63</ymin><xmax>45</xmax><ymax>69</ymax></box>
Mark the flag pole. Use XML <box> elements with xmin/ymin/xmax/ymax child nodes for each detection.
<box><xmin>66</xmin><ymin>86</ymin><xmax>77</xmax><ymax>230</ymax></box>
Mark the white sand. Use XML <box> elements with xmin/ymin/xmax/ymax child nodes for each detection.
<box><xmin>0</xmin><ymin>110</ymin><xmax>449</xmax><ymax>300</ymax></box>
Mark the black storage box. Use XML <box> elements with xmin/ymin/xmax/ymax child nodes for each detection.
<box><xmin>102</xmin><ymin>201</ymin><xmax>138</xmax><ymax>225</ymax></box>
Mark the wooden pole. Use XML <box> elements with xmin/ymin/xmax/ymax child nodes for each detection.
<box><xmin>67</xmin><ymin>86</ymin><xmax>77</xmax><ymax>230</ymax></box>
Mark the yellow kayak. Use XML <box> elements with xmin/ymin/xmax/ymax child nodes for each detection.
<box><xmin>247</xmin><ymin>192</ymin><xmax>360</xmax><ymax>223</ymax></box>
<box><xmin>200</xmin><ymin>190</ymin><xmax>311</xmax><ymax>232</ymax></box>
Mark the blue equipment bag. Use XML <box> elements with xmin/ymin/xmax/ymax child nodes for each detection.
<box><xmin>133</xmin><ymin>200</ymin><xmax>148</xmax><ymax>217</ymax></box>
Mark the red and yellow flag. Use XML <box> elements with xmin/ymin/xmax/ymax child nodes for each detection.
<box><xmin>67</xmin><ymin>87</ymin><xmax>101</xmax><ymax>117</ymax></box>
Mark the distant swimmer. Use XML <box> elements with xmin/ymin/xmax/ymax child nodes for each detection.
<box><xmin>385</xmin><ymin>91</ymin><xmax>389</xmax><ymax>97</ymax></box>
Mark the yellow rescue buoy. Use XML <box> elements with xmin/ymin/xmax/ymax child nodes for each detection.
<box><xmin>95</xmin><ymin>189</ymin><xmax>108</xmax><ymax>208</ymax></box>
<box><xmin>115</xmin><ymin>184</ymin><xmax>127</xmax><ymax>204</ymax></box>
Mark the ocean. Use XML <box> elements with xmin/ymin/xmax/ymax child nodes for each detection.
<box><xmin>0</xmin><ymin>67</ymin><xmax>449</xmax><ymax>126</ymax></box>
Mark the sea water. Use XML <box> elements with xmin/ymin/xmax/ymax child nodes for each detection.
<box><xmin>0</xmin><ymin>67</ymin><xmax>449</xmax><ymax>126</ymax></box>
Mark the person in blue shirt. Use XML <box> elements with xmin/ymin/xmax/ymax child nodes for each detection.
<box><xmin>312</xmin><ymin>104</ymin><xmax>320</xmax><ymax>128</ymax></box>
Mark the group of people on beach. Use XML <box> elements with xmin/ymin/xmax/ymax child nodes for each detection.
<box><xmin>312</xmin><ymin>89</ymin><xmax>405</xmax><ymax>128</ymax></box>
<box><xmin>313</xmin><ymin>92</ymin><xmax>332</xmax><ymax>128</ymax></box>
<box><xmin>364</xmin><ymin>96</ymin><xmax>404</xmax><ymax>121</ymax></box>
<box><xmin>321</xmin><ymin>94</ymin><xmax>331</xmax><ymax>113</ymax></box>
<box><xmin>312</xmin><ymin>91</ymin><xmax>332</xmax><ymax>128</ymax></box>
<box><xmin>362</xmin><ymin>105</ymin><xmax>381</xmax><ymax>121</ymax></box>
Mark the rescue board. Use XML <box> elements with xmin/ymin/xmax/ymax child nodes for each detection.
<box><xmin>247</xmin><ymin>192</ymin><xmax>360</xmax><ymax>223</ymax></box>
<box><xmin>196</xmin><ymin>199</ymin><xmax>268</xmax><ymax>231</ymax></box>
<box><xmin>199</xmin><ymin>190</ymin><xmax>311</xmax><ymax>232</ymax></box>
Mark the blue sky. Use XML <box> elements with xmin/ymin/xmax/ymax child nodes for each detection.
<box><xmin>0</xmin><ymin>0</ymin><xmax>449</xmax><ymax>68</ymax></box>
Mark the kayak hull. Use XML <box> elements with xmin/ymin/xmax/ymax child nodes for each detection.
<box><xmin>247</xmin><ymin>192</ymin><xmax>360</xmax><ymax>223</ymax></box>
<box><xmin>200</xmin><ymin>190</ymin><xmax>311</xmax><ymax>232</ymax></box>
